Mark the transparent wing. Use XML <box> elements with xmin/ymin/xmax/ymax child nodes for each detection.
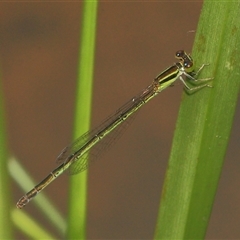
<box><xmin>56</xmin><ymin>88</ymin><xmax>149</xmax><ymax>175</ymax></box>
<box><xmin>63</xmin><ymin>112</ymin><xmax>137</xmax><ymax>175</ymax></box>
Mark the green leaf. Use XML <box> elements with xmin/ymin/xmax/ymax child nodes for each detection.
<box><xmin>154</xmin><ymin>1</ymin><xmax>240</xmax><ymax>239</ymax></box>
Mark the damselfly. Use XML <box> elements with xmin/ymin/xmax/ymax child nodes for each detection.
<box><xmin>16</xmin><ymin>50</ymin><xmax>212</xmax><ymax>209</ymax></box>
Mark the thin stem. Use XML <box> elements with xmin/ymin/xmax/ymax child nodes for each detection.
<box><xmin>66</xmin><ymin>1</ymin><xmax>98</xmax><ymax>239</ymax></box>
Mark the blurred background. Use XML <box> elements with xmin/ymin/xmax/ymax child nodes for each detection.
<box><xmin>0</xmin><ymin>1</ymin><xmax>239</xmax><ymax>239</ymax></box>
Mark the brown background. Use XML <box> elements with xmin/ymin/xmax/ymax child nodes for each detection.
<box><xmin>0</xmin><ymin>2</ymin><xmax>239</xmax><ymax>239</ymax></box>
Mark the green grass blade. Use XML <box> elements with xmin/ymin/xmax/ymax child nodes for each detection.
<box><xmin>154</xmin><ymin>1</ymin><xmax>240</xmax><ymax>239</ymax></box>
<box><xmin>9</xmin><ymin>157</ymin><xmax>66</xmax><ymax>235</ymax></box>
<box><xmin>66</xmin><ymin>1</ymin><xmax>98</xmax><ymax>239</ymax></box>
<box><xmin>11</xmin><ymin>208</ymin><xmax>56</xmax><ymax>239</ymax></box>
<box><xmin>0</xmin><ymin>72</ymin><xmax>13</xmax><ymax>239</ymax></box>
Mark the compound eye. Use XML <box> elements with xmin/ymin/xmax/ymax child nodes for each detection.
<box><xmin>184</xmin><ymin>62</ymin><xmax>189</xmax><ymax>68</ymax></box>
<box><xmin>184</xmin><ymin>61</ymin><xmax>194</xmax><ymax>73</ymax></box>
<box><xmin>175</xmin><ymin>50</ymin><xmax>184</xmax><ymax>58</ymax></box>
<box><xmin>184</xmin><ymin>60</ymin><xmax>193</xmax><ymax>68</ymax></box>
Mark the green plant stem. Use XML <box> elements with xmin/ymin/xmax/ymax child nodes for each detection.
<box><xmin>66</xmin><ymin>1</ymin><xmax>98</xmax><ymax>239</ymax></box>
<box><xmin>0</xmin><ymin>73</ymin><xmax>12</xmax><ymax>238</ymax></box>
<box><xmin>154</xmin><ymin>1</ymin><xmax>240</xmax><ymax>239</ymax></box>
